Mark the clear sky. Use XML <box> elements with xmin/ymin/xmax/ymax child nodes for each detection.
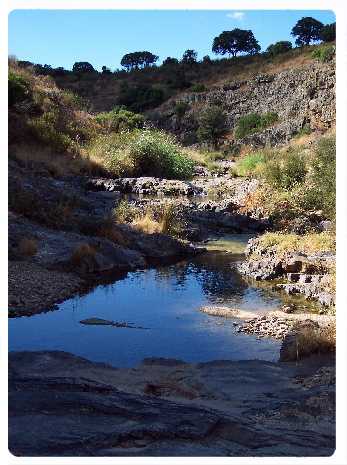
<box><xmin>9</xmin><ymin>10</ymin><xmax>335</xmax><ymax>71</ymax></box>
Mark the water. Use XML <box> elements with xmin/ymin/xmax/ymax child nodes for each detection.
<box><xmin>9</xmin><ymin>234</ymin><xmax>303</xmax><ymax>367</ymax></box>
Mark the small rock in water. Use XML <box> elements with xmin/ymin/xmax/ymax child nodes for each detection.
<box><xmin>80</xmin><ymin>317</ymin><xmax>146</xmax><ymax>329</ymax></box>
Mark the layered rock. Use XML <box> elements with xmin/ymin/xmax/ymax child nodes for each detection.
<box><xmin>9</xmin><ymin>350</ymin><xmax>335</xmax><ymax>457</ymax></box>
<box><xmin>238</xmin><ymin>238</ymin><xmax>335</xmax><ymax>307</ymax></box>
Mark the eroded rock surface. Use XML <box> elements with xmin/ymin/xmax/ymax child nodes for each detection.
<box><xmin>9</xmin><ymin>351</ymin><xmax>335</xmax><ymax>457</ymax></box>
<box><xmin>238</xmin><ymin>237</ymin><xmax>335</xmax><ymax>307</ymax></box>
<box><xmin>155</xmin><ymin>60</ymin><xmax>335</xmax><ymax>150</ymax></box>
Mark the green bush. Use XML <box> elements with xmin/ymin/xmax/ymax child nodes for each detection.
<box><xmin>88</xmin><ymin>130</ymin><xmax>195</xmax><ymax>180</ymax></box>
<box><xmin>311</xmin><ymin>45</ymin><xmax>335</xmax><ymax>63</ymax></box>
<box><xmin>298</xmin><ymin>137</ymin><xmax>335</xmax><ymax>219</ymax></box>
<box><xmin>262</xmin><ymin>150</ymin><xmax>307</xmax><ymax>190</ymax></box>
<box><xmin>190</xmin><ymin>83</ymin><xmax>207</xmax><ymax>92</ymax></box>
<box><xmin>234</xmin><ymin>112</ymin><xmax>278</xmax><ymax>139</ymax></box>
<box><xmin>197</xmin><ymin>105</ymin><xmax>227</xmax><ymax>145</ymax></box>
<box><xmin>8</xmin><ymin>71</ymin><xmax>31</xmax><ymax>106</ymax></box>
<box><xmin>118</xmin><ymin>82</ymin><xmax>166</xmax><ymax>112</ymax></box>
<box><xmin>95</xmin><ymin>107</ymin><xmax>144</xmax><ymax>132</ymax></box>
<box><xmin>266</xmin><ymin>41</ymin><xmax>293</xmax><ymax>57</ymax></box>
<box><xmin>129</xmin><ymin>130</ymin><xmax>195</xmax><ymax>179</ymax></box>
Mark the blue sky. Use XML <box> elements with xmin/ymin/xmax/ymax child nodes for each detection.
<box><xmin>9</xmin><ymin>10</ymin><xmax>335</xmax><ymax>71</ymax></box>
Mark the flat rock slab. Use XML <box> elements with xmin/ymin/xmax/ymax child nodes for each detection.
<box><xmin>9</xmin><ymin>350</ymin><xmax>335</xmax><ymax>457</ymax></box>
<box><xmin>199</xmin><ymin>306</ymin><xmax>258</xmax><ymax>319</ymax></box>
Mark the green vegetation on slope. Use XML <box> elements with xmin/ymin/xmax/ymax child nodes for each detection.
<box><xmin>236</xmin><ymin>135</ymin><xmax>336</xmax><ymax>226</ymax></box>
<box><xmin>8</xmin><ymin>60</ymin><xmax>195</xmax><ymax>180</ymax></box>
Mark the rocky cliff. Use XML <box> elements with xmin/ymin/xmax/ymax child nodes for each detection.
<box><xmin>155</xmin><ymin>60</ymin><xmax>335</xmax><ymax>149</ymax></box>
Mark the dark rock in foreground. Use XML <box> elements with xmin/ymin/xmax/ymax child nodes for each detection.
<box><xmin>9</xmin><ymin>351</ymin><xmax>335</xmax><ymax>457</ymax></box>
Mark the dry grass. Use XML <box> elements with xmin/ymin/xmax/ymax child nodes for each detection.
<box><xmin>257</xmin><ymin>231</ymin><xmax>336</xmax><ymax>255</ymax></box>
<box><xmin>294</xmin><ymin>321</ymin><xmax>336</xmax><ymax>359</ymax></box>
<box><xmin>70</xmin><ymin>243</ymin><xmax>96</xmax><ymax>266</ymax></box>
<box><xmin>132</xmin><ymin>211</ymin><xmax>162</xmax><ymax>234</ymax></box>
<box><xmin>18</xmin><ymin>238</ymin><xmax>38</xmax><ymax>257</ymax></box>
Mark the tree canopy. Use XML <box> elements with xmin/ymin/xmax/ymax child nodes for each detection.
<box><xmin>291</xmin><ymin>17</ymin><xmax>324</xmax><ymax>46</ymax></box>
<box><xmin>320</xmin><ymin>23</ymin><xmax>336</xmax><ymax>43</ymax></box>
<box><xmin>72</xmin><ymin>62</ymin><xmax>95</xmax><ymax>73</ymax></box>
<box><xmin>266</xmin><ymin>41</ymin><xmax>293</xmax><ymax>57</ymax></box>
<box><xmin>162</xmin><ymin>57</ymin><xmax>179</xmax><ymax>66</ymax></box>
<box><xmin>212</xmin><ymin>29</ymin><xmax>261</xmax><ymax>57</ymax></box>
<box><xmin>181</xmin><ymin>49</ymin><xmax>198</xmax><ymax>65</ymax></box>
<box><xmin>120</xmin><ymin>51</ymin><xmax>159</xmax><ymax>71</ymax></box>
<box><xmin>197</xmin><ymin>105</ymin><xmax>227</xmax><ymax>146</ymax></box>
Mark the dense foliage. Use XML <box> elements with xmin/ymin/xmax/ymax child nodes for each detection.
<box><xmin>320</xmin><ymin>23</ymin><xmax>336</xmax><ymax>42</ymax></box>
<box><xmin>72</xmin><ymin>62</ymin><xmax>95</xmax><ymax>73</ymax></box>
<box><xmin>121</xmin><ymin>51</ymin><xmax>159</xmax><ymax>71</ymax></box>
<box><xmin>234</xmin><ymin>112</ymin><xmax>279</xmax><ymax>139</ymax></box>
<box><xmin>197</xmin><ymin>106</ymin><xmax>227</xmax><ymax>145</ymax></box>
<box><xmin>266</xmin><ymin>41</ymin><xmax>293</xmax><ymax>57</ymax></box>
<box><xmin>291</xmin><ymin>17</ymin><xmax>324</xmax><ymax>46</ymax></box>
<box><xmin>212</xmin><ymin>29</ymin><xmax>261</xmax><ymax>57</ymax></box>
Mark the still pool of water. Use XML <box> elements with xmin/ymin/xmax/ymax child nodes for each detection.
<box><xmin>9</xmin><ymin>235</ymin><xmax>288</xmax><ymax>367</ymax></box>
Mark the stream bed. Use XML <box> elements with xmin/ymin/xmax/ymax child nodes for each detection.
<box><xmin>8</xmin><ymin>234</ymin><xmax>319</xmax><ymax>367</ymax></box>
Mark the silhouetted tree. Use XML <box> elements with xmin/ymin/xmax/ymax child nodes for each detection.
<box><xmin>120</xmin><ymin>51</ymin><xmax>159</xmax><ymax>71</ymax></box>
<box><xmin>212</xmin><ymin>29</ymin><xmax>261</xmax><ymax>57</ymax></box>
<box><xmin>291</xmin><ymin>17</ymin><xmax>324</xmax><ymax>46</ymax></box>
<box><xmin>102</xmin><ymin>65</ymin><xmax>112</xmax><ymax>74</ymax></box>
<box><xmin>72</xmin><ymin>62</ymin><xmax>95</xmax><ymax>73</ymax></box>
<box><xmin>202</xmin><ymin>55</ymin><xmax>212</xmax><ymax>64</ymax></box>
<box><xmin>162</xmin><ymin>57</ymin><xmax>179</xmax><ymax>66</ymax></box>
<box><xmin>266</xmin><ymin>41</ymin><xmax>293</xmax><ymax>57</ymax></box>
<box><xmin>182</xmin><ymin>49</ymin><xmax>198</xmax><ymax>65</ymax></box>
<box><xmin>320</xmin><ymin>23</ymin><xmax>336</xmax><ymax>42</ymax></box>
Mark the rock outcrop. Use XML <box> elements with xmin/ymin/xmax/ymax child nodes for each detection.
<box><xmin>155</xmin><ymin>60</ymin><xmax>335</xmax><ymax>149</ymax></box>
<box><xmin>238</xmin><ymin>238</ymin><xmax>335</xmax><ymax>307</ymax></box>
<box><xmin>9</xmin><ymin>350</ymin><xmax>335</xmax><ymax>457</ymax></box>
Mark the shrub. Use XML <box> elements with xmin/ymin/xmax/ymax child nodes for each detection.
<box><xmin>261</xmin><ymin>150</ymin><xmax>307</xmax><ymax>190</ymax></box>
<box><xmin>233</xmin><ymin>152</ymin><xmax>265</xmax><ymax>177</ymax></box>
<box><xmin>118</xmin><ymin>82</ymin><xmax>166</xmax><ymax>112</ymax></box>
<box><xmin>113</xmin><ymin>200</ymin><xmax>139</xmax><ymax>223</ymax></box>
<box><xmin>295</xmin><ymin>321</ymin><xmax>335</xmax><ymax>358</ymax></box>
<box><xmin>266</xmin><ymin>41</ymin><xmax>292</xmax><ymax>57</ymax></box>
<box><xmin>95</xmin><ymin>107</ymin><xmax>144</xmax><ymax>132</ymax></box>
<box><xmin>129</xmin><ymin>130</ymin><xmax>195</xmax><ymax>179</ymax></box>
<box><xmin>298</xmin><ymin>137</ymin><xmax>335</xmax><ymax>219</ymax></box>
<box><xmin>234</xmin><ymin>112</ymin><xmax>278</xmax><ymax>139</ymax></box>
<box><xmin>320</xmin><ymin>23</ymin><xmax>336</xmax><ymax>43</ymax></box>
<box><xmin>197</xmin><ymin>105</ymin><xmax>227</xmax><ymax>145</ymax></box>
<box><xmin>174</xmin><ymin>101</ymin><xmax>189</xmax><ymax>119</ymax></box>
<box><xmin>160</xmin><ymin>203</ymin><xmax>185</xmax><ymax>237</ymax></box>
<box><xmin>18</xmin><ymin>238</ymin><xmax>38</xmax><ymax>256</ymax></box>
<box><xmin>132</xmin><ymin>211</ymin><xmax>162</xmax><ymax>234</ymax></box>
<box><xmin>190</xmin><ymin>83</ymin><xmax>206</xmax><ymax>92</ymax></box>
<box><xmin>8</xmin><ymin>71</ymin><xmax>31</xmax><ymax>106</ymax></box>
<box><xmin>311</xmin><ymin>45</ymin><xmax>335</xmax><ymax>63</ymax></box>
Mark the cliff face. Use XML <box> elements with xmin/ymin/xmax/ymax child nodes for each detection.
<box><xmin>155</xmin><ymin>60</ymin><xmax>335</xmax><ymax>149</ymax></box>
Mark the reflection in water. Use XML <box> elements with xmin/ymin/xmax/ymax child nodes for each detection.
<box><xmin>9</xmin><ymin>235</ymin><xmax>317</xmax><ymax>367</ymax></box>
